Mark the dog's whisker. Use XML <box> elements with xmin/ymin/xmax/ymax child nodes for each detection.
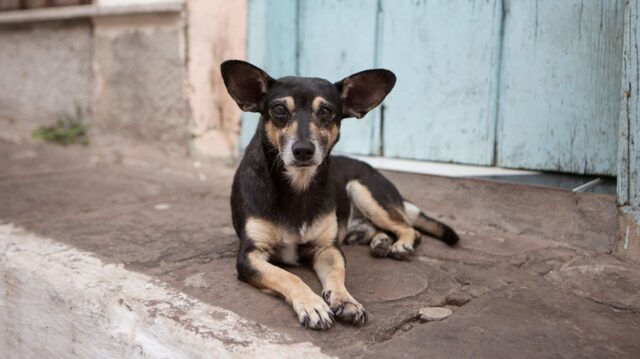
<box><xmin>269</xmin><ymin>152</ymin><xmax>283</xmax><ymax>175</ymax></box>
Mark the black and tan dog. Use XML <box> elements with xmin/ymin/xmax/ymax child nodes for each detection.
<box><xmin>221</xmin><ymin>60</ymin><xmax>458</xmax><ymax>330</ymax></box>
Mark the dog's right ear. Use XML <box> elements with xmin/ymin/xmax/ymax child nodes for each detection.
<box><xmin>220</xmin><ymin>60</ymin><xmax>274</xmax><ymax>112</ymax></box>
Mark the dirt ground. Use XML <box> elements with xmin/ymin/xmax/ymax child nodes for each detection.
<box><xmin>1</xmin><ymin>133</ymin><xmax>639</xmax><ymax>358</ymax></box>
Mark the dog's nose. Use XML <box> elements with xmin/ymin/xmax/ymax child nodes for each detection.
<box><xmin>292</xmin><ymin>141</ymin><xmax>315</xmax><ymax>162</ymax></box>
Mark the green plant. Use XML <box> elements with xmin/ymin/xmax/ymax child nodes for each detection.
<box><xmin>32</xmin><ymin>108</ymin><xmax>89</xmax><ymax>146</ymax></box>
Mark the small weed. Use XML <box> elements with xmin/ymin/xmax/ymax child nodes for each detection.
<box><xmin>32</xmin><ymin>108</ymin><xmax>89</xmax><ymax>146</ymax></box>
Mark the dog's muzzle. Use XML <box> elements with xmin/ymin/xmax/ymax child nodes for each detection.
<box><xmin>282</xmin><ymin>138</ymin><xmax>324</xmax><ymax>168</ymax></box>
<box><xmin>292</xmin><ymin>140</ymin><xmax>315</xmax><ymax>166</ymax></box>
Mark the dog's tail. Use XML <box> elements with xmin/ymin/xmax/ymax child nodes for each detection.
<box><xmin>403</xmin><ymin>201</ymin><xmax>459</xmax><ymax>246</ymax></box>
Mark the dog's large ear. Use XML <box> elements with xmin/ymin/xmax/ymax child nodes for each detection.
<box><xmin>220</xmin><ymin>60</ymin><xmax>274</xmax><ymax>112</ymax></box>
<box><xmin>335</xmin><ymin>69</ymin><xmax>396</xmax><ymax>119</ymax></box>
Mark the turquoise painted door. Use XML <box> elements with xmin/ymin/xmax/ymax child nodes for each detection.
<box><xmin>496</xmin><ymin>0</ymin><xmax>623</xmax><ymax>175</ymax></box>
<box><xmin>298</xmin><ymin>0</ymin><xmax>381</xmax><ymax>155</ymax></box>
<box><xmin>240</xmin><ymin>0</ymin><xmax>381</xmax><ymax>155</ymax></box>
<box><xmin>241</xmin><ymin>0</ymin><xmax>623</xmax><ymax>176</ymax></box>
<box><xmin>379</xmin><ymin>0</ymin><xmax>502</xmax><ymax>165</ymax></box>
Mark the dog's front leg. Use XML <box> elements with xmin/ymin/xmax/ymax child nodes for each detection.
<box><xmin>313</xmin><ymin>246</ymin><xmax>368</xmax><ymax>325</ymax></box>
<box><xmin>238</xmin><ymin>248</ymin><xmax>334</xmax><ymax>329</ymax></box>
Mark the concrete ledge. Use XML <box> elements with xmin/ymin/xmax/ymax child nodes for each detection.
<box><xmin>0</xmin><ymin>224</ymin><xmax>330</xmax><ymax>358</ymax></box>
<box><xmin>0</xmin><ymin>2</ymin><xmax>184</xmax><ymax>25</ymax></box>
<box><xmin>617</xmin><ymin>206</ymin><xmax>640</xmax><ymax>260</ymax></box>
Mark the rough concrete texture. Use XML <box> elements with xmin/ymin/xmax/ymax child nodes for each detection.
<box><xmin>0</xmin><ymin>3</ymin><xmax>250</xmax><ymax>159</ymax></box>
<box><xmin>92</xmin><ymin>14</ymin><xmax>189</xmax><ymax>154</ymax></box>
<box><xmin>1</xmin><ymin>131</ymin><xmax>639</xmax><ymax>358</ymax></box>
<box><xmin>0</xmin><ymin>224</ymin><xmax>330</xmax><ymax>358</ymax></box>
<box><xmin>0</xmin><ymin>20</ymin><xmax>92</xmax><ymax>127</ymax></box>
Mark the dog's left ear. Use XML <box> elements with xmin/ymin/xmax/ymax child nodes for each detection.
<box><xmin>220</xmin><ymin>60</ymin><xmax>275</xmax><ymax>112</ymax></box>
<box><xmin>335</xmin><ymin>69</ymin><xmax>396</xmax><ymax>119</ymax></box>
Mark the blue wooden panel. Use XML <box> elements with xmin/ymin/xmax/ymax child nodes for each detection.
<box><xmin>379</xmin><ymin>0</ymin><xmax>503</xmax><ymax>165</ymax></box>
<box><xmin>497</xmin><ymin>0</ymin><xmax>623</xmax><ymax>176</ymax></box>
<box><xmin>298</xmin><ymin>0</ymin><xmax>381</xmax><ymax>155</ymax></box>
<box><xmin>239</xmin><ymin>0</ymin><xmax>298</xmax><ymax>152</ymax></box>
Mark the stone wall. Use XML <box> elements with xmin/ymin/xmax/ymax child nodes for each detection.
<box><xmin>92</xmin><ymin>12</ymin><xmax>189</xmax><ymax>153</ymax></box>
<box><xmin>0</xmin><ymin>20</ymin><xmax>93</xmax><ymax>128</ymax></box>
<box><xmin>0</xmin><ymin>1</ymin><xmax>247</xmax><ymax>158</ymax></box>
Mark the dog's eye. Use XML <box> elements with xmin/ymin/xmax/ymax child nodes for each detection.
<box><xmin>271</xmin><ymin>104</ymin><xmax>288</xmax><ymax>117</ymax></box>
<box><xmin>317</xmin><ymin>106</ymin><xmax>333</xmax><ymax>119</ymax></box>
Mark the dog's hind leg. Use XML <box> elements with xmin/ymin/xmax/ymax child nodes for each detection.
<box><xmin>344</xmin><ymin>214</ymin><xmax>393</xmax><ymax>257</ymax></box>
<box><xmin>369</xmin><ymin>231</ymin><xmax>393</xmax><ymax>257</ymax></box>
<box><xmin>343</xmin><ymin>208</ymin><xmax>393</xmax><ymax>257</ymax></box>
<box><xmin>343</xmin><ymin>217</ymin><xmax>377</xmax><ymax>245</ymax></box>
<box><xmin>346</xmin><ymin>180</ymin><xmax>420</xmax><ymax>260</ymax></box>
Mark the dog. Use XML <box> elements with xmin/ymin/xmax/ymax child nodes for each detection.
<box><xmin>220</xmin><ymin>60</ymin><xmax>459</xmax><ymax>330</ymax></box>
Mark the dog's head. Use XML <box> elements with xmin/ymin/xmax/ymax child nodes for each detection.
<box><xmin>221</xmin><ymin>60</ymin><xmax>395</xmax><ymax>189</ymax></box>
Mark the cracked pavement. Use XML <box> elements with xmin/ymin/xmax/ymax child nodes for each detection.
<box><xmin>1</xmin><ymin>133</ymin><xmax>640</xmax><ymax>358</ymax></box>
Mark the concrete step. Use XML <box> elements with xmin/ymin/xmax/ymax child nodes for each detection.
<box><xmin>0</xmin><ymin>224</ymin><xmax>328</xmax><ymax>358</ymax></box>
<box><xmin>1</xmin><ymin>137</ymin><xmax>639</xmax><ymax>358</ymax></box>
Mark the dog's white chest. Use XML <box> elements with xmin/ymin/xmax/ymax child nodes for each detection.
<box><xmin>275</xmin><ymin>235</ymin><xmax>301</xmax><ymax>265</ymax></box>
<box><xmin>273</xmin><ymin>223</ymin><xmax>313</xmax><ymax>265</ymax></box>
<box><xmin>274</xmin><ymin>212</ymin><xmax>338</xmax><ymax>265</ymax></box>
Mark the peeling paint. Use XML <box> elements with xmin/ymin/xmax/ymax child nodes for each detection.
<box><xmin>624</xmin><ymin>225</ymin><xmax>630</xmax><ymax>250</ymax></box>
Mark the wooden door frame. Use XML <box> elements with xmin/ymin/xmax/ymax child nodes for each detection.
<box><xmin>617</xmin><ymin>0</ymin><xmax>640</xmax><ymax>259</ymax></box>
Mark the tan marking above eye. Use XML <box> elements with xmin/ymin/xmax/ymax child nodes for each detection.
<box><xmin>274</xmin><ymin>96</ymin><xmax>295</xmax><ymax>113</ymax></box>
<box><xmin>312</xmin><ymin>97</ymin><xmax>330</xmax><ymax>113</ymax></box>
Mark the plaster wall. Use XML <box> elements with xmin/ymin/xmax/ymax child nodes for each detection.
<box><xmin>92</xmin><ymin>12</ymin><xmax>190</xmax><ymax>153</ymax></box>
<box><xmin>187</xmin><ymin>0</ymin><xmax>247</xmax><ymax>158</ymax></box>
<box><xmin>0</xmin><ymin>20</ymin><xmax>93</xmax><ymax>128</ymax></box>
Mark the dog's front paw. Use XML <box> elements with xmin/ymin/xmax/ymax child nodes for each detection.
<box><xmin>322</xmin><ymin>290</ymin><xmax>368</xmax><ymax>326</ymax></box>
<box><xmin>292</xmin><ymin>291</ymin><xmax>334</xmax><ymax>330</ymax></box>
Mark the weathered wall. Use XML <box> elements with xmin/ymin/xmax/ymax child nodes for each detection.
<box><xmin>497</xmin><ymin>0</ymin><xmax>623</xmax><ymax>176</ymax></box>
<box><xmin>187</xmin><ymin>0</ymin><xmax>247</xmax><ymax>158</ymax></box>
<box><xmin>0</xmin><ymin>20</ymin><xmax>93</xmax><ymax>128</ymax></box>
<box><xmin>0</xmin><ymin>1</ymin><xmax>248</xmax><ymax>158</ymax></box>
<box><xmin>92</xmin><ymin>13</ymin><xmax>189</xmax><ymax>153</ymax></box>
<box><xmin>244</xmin><ymin>0</ymin><xmax>624</xmax><ymax>175</ymax></box>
